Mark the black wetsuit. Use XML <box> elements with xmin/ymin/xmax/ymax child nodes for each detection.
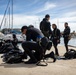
<box><xmin>40</xmin><ymin>18</ymin><xmax>52</xmax><ymax>38</ymax></box>
<box><xmin>63</xmin><ymin>26</ymin><xmax>70</xmax><ymax>52</ymax></box>
<box><xmin>22</xmin><ymin>28</ymin><xmax>44</xmax><ymax>61</ymax></box>
<box><xmin>26</xmin><ymin>28</ymin><xmax>44</xmax><ymax>41</ymax></box>
<box><xmin>51</xmin><ymin>28</ymin><xmax>60</xmax><ymax>56</ymax></box>
<box><xmin>22</xmin><ymin>28</ymin><xmax>56</xmax><ymax>62</ymax></box>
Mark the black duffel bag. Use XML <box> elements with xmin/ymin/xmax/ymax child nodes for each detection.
<box><xmin>64</xmin><ymin>49</ymin><xmax>76</xmax><ymax>59</ymax></box>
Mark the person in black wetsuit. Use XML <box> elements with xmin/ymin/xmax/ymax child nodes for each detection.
<box><xmin>21</xmin><ymin>26</ymin><xmax>56</xmax><ymax>64</ymax></box>
<box><xmin>12</xmin><ymin>34</ymin><xmax>18</xmax><ymax>48</ymax></box>
<box><xmin>51</xmin><ymin>24</ymin><xmax>61</xmax><ymax>56</ymax></box>
<box><xmin>40</xmin><ymin>14</ymin><xmax>52</xmax><ymax>39</ymax></box>
<box><xmin>63</xmin><ymin>22</ymin><xmax>70</xmax><ymax>52</ymax></box>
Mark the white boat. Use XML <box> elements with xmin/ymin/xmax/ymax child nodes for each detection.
<box><xmin>3</xmin><ymin>34</ymin><xmax>26</xmax><ymax>42</ymax></box>
<box><xmin>0</xmin><ymin>32</ymin><xmax>4</xmax><ymax>39</ymax></box>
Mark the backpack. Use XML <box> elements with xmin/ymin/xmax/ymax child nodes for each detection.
<box><xmin>40</xmin><ymin>37</ymin><xmax>52</xmax><ymax>50</ymax></box>
<box><xmin>64</xmin><ymin>49</ymin><xmax>76</xmax><ymax>59</ymax></box>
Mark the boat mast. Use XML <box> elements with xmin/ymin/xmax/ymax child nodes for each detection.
<box><xmin>11</xmin><ymin>0</ymin><xmax>13</xmax><ymax>30</ymax></box>
<box><xmin>0</xmin><ymin>0</ymin><xmax>10</xmax><ymax>29</ymax></box>
<box><xmin>9</xmin><ymin>7</ymin><xmax>10</xmax><ymax>30</ymax></box>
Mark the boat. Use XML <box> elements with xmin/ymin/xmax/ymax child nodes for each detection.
<box><xmin>0</xmin><ymin>32</ymin><xmax>4</xmax><ymax>39</ymax></box>
<box><xmin>3</xmin><ymin>33</ymin><xmax>26</xmax><ymax>42</ymax></box>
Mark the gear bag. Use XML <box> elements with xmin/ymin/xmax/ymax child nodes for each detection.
<box><xmin>64</xmin><ymin>49</ymin><xmax>76</xmax><ymax>59</ymax></box>
<box><xmin>1</xmin><ymin>49</ymin><xmax>24</xmax><ymax>64</ymax></box>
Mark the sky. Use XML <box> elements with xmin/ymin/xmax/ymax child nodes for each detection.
<box><xmin>0</xmin><ymin>0</ymin><xmax>76</xmax><ymax>32</ymax></box>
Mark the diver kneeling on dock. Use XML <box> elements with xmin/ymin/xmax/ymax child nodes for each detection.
<box><xmin>21</xmin><ymin>26</ymin><xmax>56</xmax><ymax>64</ymax></box>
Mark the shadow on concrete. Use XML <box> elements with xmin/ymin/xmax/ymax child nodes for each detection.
<box><xmin>0</xmin><ymin>62</ymin><xmax>37</xmax><ymax>68</ymax></box>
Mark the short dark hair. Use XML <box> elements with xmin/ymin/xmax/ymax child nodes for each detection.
<box><xmin>52</xmin><ymin>24</ymin><xmax>57</xmax><ymax>28</ymax></box>
<box><xmin>65</xmin><ymin>22</ymin><xmax>68</xmax><ymax>25</ymax></box>
<box><xmin>21</xmin><ymin>26</ymin><xmax>28</xmax><ymax>32</ymax></box>
<box><xmin>45</xmin><ymin>14</ymin><xmax>50</xmax><ymax>18</ymax></box>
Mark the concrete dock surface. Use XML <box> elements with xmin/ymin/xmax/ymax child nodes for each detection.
<box><xmin>0</xmin><ymin>46</ymin><xmax>76</xmax><ymax>75</ymax></box>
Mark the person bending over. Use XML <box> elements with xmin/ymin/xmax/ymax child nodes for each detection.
<box><xmin>21</xmin><ymin>26</ymin><xmax>56</xmax><ymax>64</ymax></box>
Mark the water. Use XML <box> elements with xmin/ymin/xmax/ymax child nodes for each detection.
<box><xmin>60</xmin><ymin>38</ymin><xmax>76</xmax><ymax>46</ymax></box>
<box><xmin>18</xmin><ymin>38</ymin><xmax>76</xmax><ymax>47</ymax></box>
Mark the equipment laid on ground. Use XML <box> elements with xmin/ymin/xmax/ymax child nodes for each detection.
<box><xmin>0</xmin><ymin>39</ymin><xmax>13</xmax><ymax>54</ymax></box>
<box><xmin>0</xmin><ymin>39</ymin><xmax>25</xmax><ymax>64</ymax></box>
<box><xmin>64</xmin><ymin>49</ymin><xmax>76</xmax><ymax>59</ymax></box>
<box><xmin>0</xmin><ymin>37</ymin><xmax>55</xmax><ymax>65</ymax></box>
<box><xmin>1</xmin><ymin>49</ymin><xmax>24</xmax><ymax>64</ymax></box>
